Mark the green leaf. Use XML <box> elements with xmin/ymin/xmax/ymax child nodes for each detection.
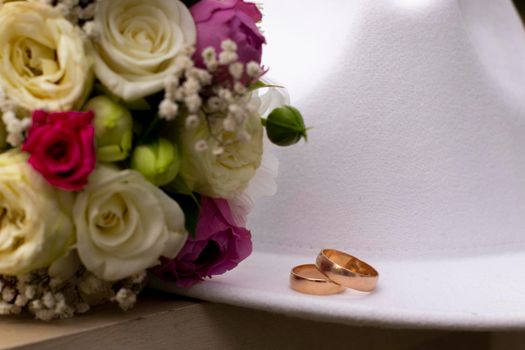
<box><xmin>248</xmin><ymin>80</ymin><xmax>284</xmax><ymax>92</ymax></box>
<box><xmin>163</xmin><ymin>176</ymin><xmax>194</xmax><ymax>197</ymax></box>
<box><xmin>163</xmin><ymin>177</ymin><xmax>201</xmax><ymax>237</ymax></box>
<box><xmin>93</xmin><ymin>83</ymin><xmax>121</xmax><ymax>102</ymax></box>
<box><xmin>125</xmin><ymin>98</ymin><xmax>151</xmax><ymax>111</ymax></box>
<box><xmin>166</xmin><ymin>191</ymin><xmax>201</xmax><ymax>238</ymax></box>
<box><xmin>136</xmin><ymin>115</ymin><xmax>164</xmax><ymax>145</ymax></box>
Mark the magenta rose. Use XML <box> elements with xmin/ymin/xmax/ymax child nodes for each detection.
<box><xmin>190</xmin><ymin>0</ymin><xmax>266</xmax><ymax>68</ymax></box>
<box><xmin>153</xmin><ymin>197</ymin><xmax>253</xmax><ymax>287</ymax></box>
<box><xmin>22</xmin><ymin>110</ymin><xmax>96</xmax><ymax>191</ymax></box>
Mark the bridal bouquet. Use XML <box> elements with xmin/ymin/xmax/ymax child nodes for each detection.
<box><xmin>0</xmin><ymin>0</ymin><xmax>306</xmax><ymax>320</ymax></box>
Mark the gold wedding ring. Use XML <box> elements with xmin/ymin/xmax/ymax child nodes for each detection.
<box><xmin>290</xmin><ymin>264</ymin><xmax>345</xmax><ymax>295</ymax></box>
<box><xmin>316</xmin><ymin>249</ymin><xmax>379</xmax><ymax>292</ymax></box>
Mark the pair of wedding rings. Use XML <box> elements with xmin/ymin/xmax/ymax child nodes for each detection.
<box><xmin>290</xmin><ymin>249</ymin><xmax>379</xmax><ymax>295</ymax></box>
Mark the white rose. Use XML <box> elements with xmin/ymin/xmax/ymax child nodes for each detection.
<box><xmin>74</xmin><ymin>166</ymin><xmax>187</xmax><ymax>281</ymax></box>
<box><xmin>93</xmin><ymin>0</ymin><xmax>196</xmax><ymax>101</ymax></box>
<box><xmin>177</xmin><ymin>112</ymin><xmax>264</xmax><ymax>199</ymax></box>
<box><xmin>0</xmin><ymin>150</ymin><xmax>74</xmax><ymax>276</ymax></box>
<box><xmin>227</xmin><ymin>85</ymin><xmax>285</xmax><ymax>222</ymax></box>
<box><xmin>0</xmin><ymin>2</ymin><xmax>93</xmax><ymax>112</ymax></box>
<box><xmin>255</xmin><ymin>80</ymin><xmax>291</xmax><ymax>117</ymax></box>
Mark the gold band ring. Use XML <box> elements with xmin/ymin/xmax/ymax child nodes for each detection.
<box><xmin>316</xmin><ymin>249</ymin><xmax>379</xmax><ymax>292</ymax></box>
<box><xmin>290</xmin><ymin>264</ymin><xmax>345</xmax><ymax>295</ymax></box>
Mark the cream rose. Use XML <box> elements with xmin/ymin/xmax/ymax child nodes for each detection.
<box><xmin>177</xmin><ymin>112</ymin><xmax>264</xmax><ymax>199</ymax></box>
<box><xmin>93</xmin><ymin>0</ymin><xmax>197</xmax><ymax>101</ymax></box>
<box><xmin>0</xmin><ymin>2</ymin><xmax>93</xmax><ymax>112</ymax></box>
<box><xmin>0</xmin><ymin>150</ymin><xmax>75</xmax><ymax>276</ymax></box>
<box><xmin>74</xmin><ymin>166</ymin><xmax>187</xmax><ymax>281</ymax></box>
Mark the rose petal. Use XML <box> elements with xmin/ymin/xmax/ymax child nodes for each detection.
<box><xmin>152</xmin><ymin>197</ymin><xmax>252</xmax><ymax>287</ymax></box>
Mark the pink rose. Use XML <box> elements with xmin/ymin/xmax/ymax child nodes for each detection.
<box><xmin>190</xmin><ymin>0</ymin><xmax>266</xmax><ymax>68</ymax></box>
<box><xmin>153</xmin><ymin>197</ymin><xmax>253</xmax><ymax>287</ymax></box>
<box><xmin>23</xmin><ymin>110</ymin><xmax>96</xmax><ymax>191</ymax></box>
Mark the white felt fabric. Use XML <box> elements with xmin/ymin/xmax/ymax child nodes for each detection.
<box><xmin>153</xmin><ymin>250</ymin><xmax>525</xmax><ymax>330</ymax></box>
<box><xmin>252</xmin><ymin>0</ymin><xmax>525</xmax><ymax>259</ymax></box>
<box><xmin>158</xmin><ymin>0</ymin><xmax>525</xmax><ymax>329</ymax></box>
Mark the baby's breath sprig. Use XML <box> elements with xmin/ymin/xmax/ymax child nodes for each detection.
<box><xmin>159</xmin><ymin>39</ymin><xmax>265</xmax><ymax>156</ymax></box>
<box><xmin>35</xmin><ymin>0</ymin><xmax>97</xmax><ymax>24</ymax></box>
<box><xmin>0</xmin><ymin>257</ymin><xmax>146</xmax><ymax>321</ymax></box>
<box><xmin>0</xmin><ymin>88</ymin><xmax>30</xmax><ymax>147</ymax></box>
<box><xmin>159</xmin><ymin>47</ymin><xmax>212</xmax><ymax>122</ymax></box>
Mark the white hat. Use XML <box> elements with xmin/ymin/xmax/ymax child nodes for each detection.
<box><xmin>155</xmin><ymin>0</ymin><xmax>525</xmax><ymax>330</ymax></box>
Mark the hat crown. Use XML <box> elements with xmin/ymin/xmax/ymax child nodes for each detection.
<box><xmin>250</xmin><ymin>0</ymin><xmax>525</xmax><ymax>259</ymax></box>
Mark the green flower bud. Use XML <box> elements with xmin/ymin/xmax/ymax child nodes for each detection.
<box><xmin>131</xmin><ymin>138</ymin><xmax>180</xmax><ymax>187</ymax></box>
<box><xmin>264</xmin><ymin>105</ymin><xmax>308</xmax><ymax>146</ymax></box>
<box><xmin>84</xmin><ymin>96</ymin><xmax>133</xmax><ymax>162</ymax></box>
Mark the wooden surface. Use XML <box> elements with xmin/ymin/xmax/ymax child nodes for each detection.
<box><xmin>0</xmin><ymin>291</ymin><xmax>521</xmax><ymax>350</ymax></box>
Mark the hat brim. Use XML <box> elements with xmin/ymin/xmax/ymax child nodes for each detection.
<box><xmin>151</xmin><ymin>249</ymin><xmax>525</xmax><ymax>330</ymax></box>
